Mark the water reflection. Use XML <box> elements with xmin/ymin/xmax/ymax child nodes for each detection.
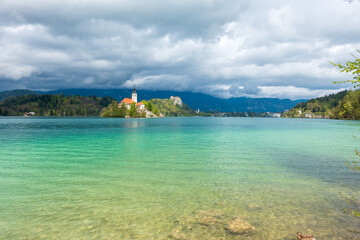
<box><xmin>123</xmin><ymin>119</ymin><xmax>145</xmax><ymax>128</ymax></box>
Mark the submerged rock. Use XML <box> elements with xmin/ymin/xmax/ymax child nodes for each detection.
<box><xmin>225</xmin><ymin>217</ymin><xmax>255</xmax><ymax>235</ymax></box>
<box><xmin>247</xmin><ymin>203</ymin><xmax>262</xmax><ymax>211</ymax></box>
<box><xmin>195</xmin><ymin>209</ymin><xmax>225</xmax><ymax>218</ymax></box>
<box><xmin>196</xmin><ymin>215</ymin><xmax>220</xmax><ymax>226</ymax></box>
<box><xmin>194</xmin><ymin>209</ymin><xmax>224</xmax><ymax>226</ymax></box>
<box><xmin>297</xmin><ymin>232</ymin><xmax>316</xmax><ymax>240</ymax></box>
<box><xmin>169</xmin><ymin>228</ymin><xmax>186</xmax><ymax>240</ymax></box>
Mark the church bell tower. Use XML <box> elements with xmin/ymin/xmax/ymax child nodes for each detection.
<box><xmin>132</xmin><ymin>85</ymin><xmax>137</xmax><ymax>103</ymax></box>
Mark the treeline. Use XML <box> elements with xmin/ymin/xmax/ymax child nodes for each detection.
<box><xmin>0</xmin><ymin>94</ymin><xmax>113</xmax><ymax>116</ymax></box>
<box><xmin>332</xmin><ymin>90</ymin><xmax>360</xmax><ymax>119</ymax></box>
<box><xmin>0</xmin><ymin>94</ymin><xmax>198</xmax><ymax>118</ymax></box>
<box><xmin>150</xmin><ymin>98</ymin><xmax>195</xmax><ymax>116</ymax></box>
<box><xmin>283</xmin><ymin>89</ymin><xmax>360</xmax><ymax>120</ymax></box>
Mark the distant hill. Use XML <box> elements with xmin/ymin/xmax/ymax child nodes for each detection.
<box><xmin>42</xmin><ymin>88</ymin><xmax>304</xmax><ymax>112</ymax></box>
<box><xmin>282</xmin><ymin>89</ymin><xmax>360</xmax><ymax>119</ymax></box>
<box><xmin>0</xmin><ymin>94</ymin><xmax>113</xmax><ymax>116</ymax></box>
<box><xmin>0</xmin><ymin>89</ymin><xmax>38</xmax><ymax>101</ymax></box>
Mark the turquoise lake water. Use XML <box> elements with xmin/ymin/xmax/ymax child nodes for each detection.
<box><xmin>1</xmin><ymin>117</ymin><xmax>360</xmax><ymax>239</ymax></box>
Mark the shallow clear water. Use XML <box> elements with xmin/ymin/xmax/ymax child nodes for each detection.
<box><xmin>1</xmin><ymin>117</ymin><xmax>360</xmax><ymax>239</ymax></box>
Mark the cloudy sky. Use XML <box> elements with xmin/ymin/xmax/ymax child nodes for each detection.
<box><xmin>0</xmin><ymin>0</ymin><xmax>360</xmax><ymax>99</ymax></box>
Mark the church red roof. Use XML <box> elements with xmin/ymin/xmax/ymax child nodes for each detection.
<box><xmin>120</xmin><ymin>98</ymin><xmax>135</xmax><ymax>104</ymax></box>
<box><xmin>136</xmin><ymin>102</ymin><xmax>144</xmax><ymax>106</ymax></box>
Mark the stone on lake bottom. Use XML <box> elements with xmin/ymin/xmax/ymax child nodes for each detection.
<box><xmin>195</xmin><ymin>209</ymin><xmax>225</xmax><ymax>218</ymax></box>
<box><xmin>247</xmin><ymin>203</ymin><xmax>262</xmax><ymax>211</ymax></box>
<box><xmin>169</xmin><ymin>228</ymin><xmax>186</xmax><ymax>240</ymax></box>
<box><xmin>225</xmin><ymin>218</ymin><xmax>255</xmax><ymax>235</ymax></box>
<box><xmin>297</xmin><ymin>232</ymin><xmax>316</xmax><ymax>240</ymax></box>
<box><xmin>194</xmin><ymin>209</ymin><xmax>224</xmax><ymax>226</ymax></box>
<box><xmin>196</xmin><ymin>215</ymin><xmax>220</xmax><ymax>226</ymax></box>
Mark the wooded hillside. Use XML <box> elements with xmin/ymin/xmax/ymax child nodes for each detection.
<box><xmin>0</xmin><ymin>94</ymin><xmax>113</xmax><ymax>116</ymax></box>
<box><xmin>282</xmin><ymin>90</ymin><xmax>360</xmax><ymax>120</ymax></box>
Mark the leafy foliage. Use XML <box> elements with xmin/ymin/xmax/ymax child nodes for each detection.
<box><xmin>331</xmin><ymin>50</ymin><xmax>360</xmax><ymax>88</ymax></box>
<box><xmin>332</xmin><ymin>50</ymin><xmax>360</xmax><ymax>219</ymax></box>
<box><xmin>0</xmin><ymin>94</ymin><xmax>113</xmax><ymax>116</ymax></box>
<box><xmin>129</xmin><ymin>103</ymin><xmax>137</xmax><ymax>117</ymax></box>
<box><xmin>101</xmin><ymin>101</ymin><xmax>125</xmax><ymax>117</ymax></box>
<box><xmin>331</xmin><ymin>90</ymin><xmax>360</xmax><ymax>120</ymax></box>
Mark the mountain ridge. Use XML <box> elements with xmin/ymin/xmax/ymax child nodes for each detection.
<box><xmin>39</xmin><ymin>88</ymin><xmax>305</xmax><ymax>112</ymax></box>
<box><xmin>0</xmin><ymin>89</ymin><xmax>38</xmax><ymax>101</ymax></box>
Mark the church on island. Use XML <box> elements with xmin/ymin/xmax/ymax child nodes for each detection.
<box><xmin>116</xmin><ymin>86</ymin><xmax>183</xmax><ymax>118</ymax></box>
<box><xmin>118</xmin><ymin>86</ymin><xmax>145</xmax><ymax>110</ymax></box>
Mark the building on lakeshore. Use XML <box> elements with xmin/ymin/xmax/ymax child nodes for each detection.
<box><xmin>119</xmin><ymin>98</ymin><xmax>135</xmax><ymax>109</ymax></box>
<box><xmin>272</xmin><ymin>113</ymin><xmax>281</xmax><ymax>118</ymax></box>
<box><xmin>136</xmin><ymin>102</ymin><xmax>145</xmax><ymax>110</ymax></box>
<box><xmin>24</xmin><ymin>112</ymin><xmax>35</xmax><ymax>117</ymax></box>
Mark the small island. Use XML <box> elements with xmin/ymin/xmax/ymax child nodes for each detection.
<box><xmin>101</xmin><ymin>86</ymin><xmax>160</xmax><ymax>118</ymax></box>
<box><xmin>101</xmin><ymin>85</ymin><xmax>195</xmax><ymax>118</ymax></box>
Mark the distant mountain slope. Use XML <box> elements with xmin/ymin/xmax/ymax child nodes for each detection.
<box><xmin>0</xmin><ymin>94</ymin><xmax>113</xmax><ymax>116</ymax></box>
<box><xmin>43</xmin><ymin>88</ymin><xmax>303</xmax><ymax>112</ymax></box>
<box><xmin>0</xmin><ymin>89</ymin><xmax>38</xmax><ymax>101</ymax></box>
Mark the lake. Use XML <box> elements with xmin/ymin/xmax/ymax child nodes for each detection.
<box><xmin>1</xmin><ymin>117</ymin><xmax>360</xmax><ymax>239</ymax></box>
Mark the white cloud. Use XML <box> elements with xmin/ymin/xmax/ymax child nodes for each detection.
<box><xmin>0</xmin><ymin>63</ymin><xmax>35</xmax><ymax>80</ymax></box>
<box><xmin>257</xmin><ymin>86</ymin><xmax>349</xmax><ymax>100</ymax></box>
<box><xmin>0</xmin><ymin>0</ymin><xmax>360</xmax><ymax>99</ymax></box>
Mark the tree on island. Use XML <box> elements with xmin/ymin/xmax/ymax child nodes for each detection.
<box><xmin>141</xmin><ymin>100</ymin><xmax>153</xmax><ymax>111</ymax></box>
<box><xmin>147</xmin><ymin>101</ymin><xmax>153</xmax><ymax>111</ymax></box>
<box><xmin>332</xmin><ymin>50</ymin><xmax>360</xmax><ymax>218</ymax></box>
<box><xmin>101</xmin><ymin>100</ymin><xmax>124</xmax><ymax>117</ymax></box>
<box><xmin>152</xmin><ymin>105</ymin><xmax>160</xmax><ymax>116</ymax></box>
<box><xmin>119</xmin><ymin>103</ymin><xmax>128</xmax><ymax>117</ymax></box>
<box><xmin>129</xmin><ymin>103</ymin><xmax>137</xmax><ymax>117</ymax></box>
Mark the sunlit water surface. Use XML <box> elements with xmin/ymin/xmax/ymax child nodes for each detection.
<box><xmin>1</xmin><ymin>117</ymin><xmax>360</xmax><ymax>239</ymax></box>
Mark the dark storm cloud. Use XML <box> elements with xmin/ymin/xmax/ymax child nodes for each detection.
<box><xmin>0</xmin><ymin>0</ymin><xmax>359</xmax><ymax>99</ymax></box>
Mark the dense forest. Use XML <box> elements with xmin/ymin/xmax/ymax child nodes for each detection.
<box><xmin>332</xmin><ymin>90</ymin><xmax>360</xmax><ymax>119</ymax></box>
<box><xmin>0</xmin><ymin>94</ymin><xmax>113</xmax><ymax>116</ymax></box>
<box><xmin>0</xmin><ymin>92</ymin><xmax>198</xmax><ymax>118</ymax></box>
<box><xmin>282</xmin><ymin>89</ymin><xmax>360</xmax><ymax>120</ymax></box>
